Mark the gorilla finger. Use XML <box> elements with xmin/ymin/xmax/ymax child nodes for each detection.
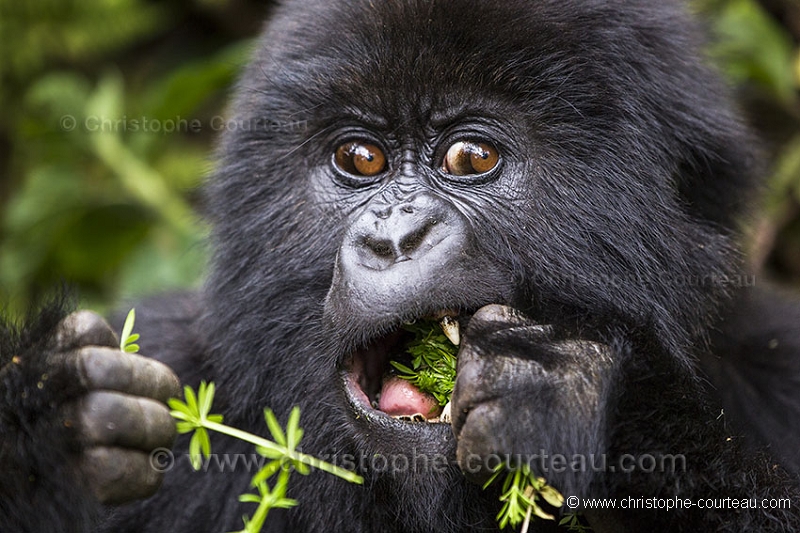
<box><xmin>461</xmin><ymin>306</ymin><xmax>552</xmax><ymax>363</ymax></box>
<box><xmin>471</xmin><ymin>304</ymin><xmax>530</xmax><ymax>328</ymax></box>
<box><xmin>77</xmin><ymin>391</ymin><xmax>176</xmax><ymax>450</ymax></box>
<box><xmin>452</xmin><ymin>351</ymin><xmax>541</xmax><ymax>434</ymax></box>
<box><xmin>56</xmin><ymin>311</ymin><xmax>119</xmax><ymax>351</ymax></box>
<box><xmin>455</xmin><ymin>402</ymin><xmax>507</xmax><ymax>484</ymax></box>
<box><xmin>58</xmin><ymin>346</ymin><xmax>181</xmax><ymax>402</ymax></box>
<box><xmin>80</xmin><ymin>447</ymin><xmax>164</xmax><ymax>505</ymax></box>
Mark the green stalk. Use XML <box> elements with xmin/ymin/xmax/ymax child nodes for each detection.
<box><xmin>200</xmin><ymin>419</ymin><xmax>363</xmax><ymax>484</ymax></box>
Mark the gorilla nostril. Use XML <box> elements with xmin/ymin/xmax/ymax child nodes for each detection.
<box><xmin>362</xmin><ymin>236</ymin><xmax>395</xmax><ymax>259</ymax></box>
<box><xmin>399</xmin><ymin>223</ymin><xmax>433</xmax><ymax>255</ymax></box>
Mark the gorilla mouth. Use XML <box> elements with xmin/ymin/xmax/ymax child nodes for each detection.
<box><xmin>342</xmin><ymin>312</ymin><xmax>467</xmax><ymax>424</ymax></box>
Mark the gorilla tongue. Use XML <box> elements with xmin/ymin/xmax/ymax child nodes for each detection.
<box><xmin>379</xmin><ymin>376</ymin><xmax>442</xmax><ymax>419</ymax></box>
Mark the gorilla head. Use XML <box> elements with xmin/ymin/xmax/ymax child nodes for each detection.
<box><xmin>197</xmin><ymin>0</ymin><xmax>776</xmax><ymax>531</ymax></box>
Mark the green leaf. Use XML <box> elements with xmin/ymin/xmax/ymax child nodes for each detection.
<box><xmin>251</xmin><ymin>460</ymin><xmax>284</xmax><ymax>487</ymax></box>
<box><xmin>254</xmin><ymin>446</ymin><xmax>286</xmax><ymax>460</ymax></box>
<box><xmin>286</xmin><ymin>406</ymin><xmax>302</xmax><ymax>450</ymax></box>
<box><xmin>198</xmin><ymin>428</ymin><xmax>211</xmax><ymax>458</ymax></box>
<box><xmin>189</xmin><ymin>432</ymin><xmax>202</xmax><ymax>470</ymax></box>
<box><xmin>263</xmin><ymin>408</ymin><xmax>287</xmax><ymax>447</ymax></box>
<box><xmin>532</xmin><ymin>503</ymin><xmax>554</xmax><ymax>521</ymax></box>
<box><xmin>269</xmin><ymin>498</ymin><xmax>298</xmax><ymax>510</ymax></box>
<box><xmin>184</xmin><ymin>384</ymin><xmax>199</xmax><ymax>416</ymax></box>
<box><xmin>199</xmin><ymin>381</ymin><xmax>216</xmax><ymax>420</ymax></box>
<box><xmin>539</xmin><ymin>485</ymin><xmax>565</xmax><ymax>508</ymax></box>
<box><xmin>175</xmin><ymin>421</ymin><xmax>196</xmax><ymax>434</ymax></box>
<box><xmin>293</xmin><ymin>461</ymin><xmax>310</xmax><ymax>476</ymax></box>
<box><xmin>120</xmin><ymin>308</ymin><xmax>136</xmax><ymax>352</ymax></box>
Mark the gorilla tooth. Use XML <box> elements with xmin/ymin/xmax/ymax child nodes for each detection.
<box><xmin>440</xmin><ymin>401</ymin><xmax>452</xmax><ymax>424</ymax></box>
<box><xmin>392</xmin><ymin>413</ymin><xmax>427</xmax><ymax>422</ymax></box>
<box><xmin>440</xmin><ymin>316</ymin><xmax>460</xmax><ymax>346</ymax></box>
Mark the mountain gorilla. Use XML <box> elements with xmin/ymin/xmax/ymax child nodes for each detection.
<box><xmin>3</xmin><ymin>0</ymin><xmax>800</xmax><ymax>531</ymax></box>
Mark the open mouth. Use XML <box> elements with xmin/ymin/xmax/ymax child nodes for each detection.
<box><xmin>341</xmin><ymin>311</ymin><xmax>468</xmax><ymax>424</ymax></box>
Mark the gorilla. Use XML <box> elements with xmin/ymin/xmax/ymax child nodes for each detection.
<box><xmin>2</xmin><ymin>0</ymin><xmax>800</xmax><ymax>531</ymax></box>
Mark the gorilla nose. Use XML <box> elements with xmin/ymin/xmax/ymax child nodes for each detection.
<box><xmin>345</xmin><ymin>193</ymin><xmax>465</xmax><ymax>272</ymax></box>
<box><xmin>358</xmin><ymin>211</ymin><xmax>437</xmax><ymax>265</ymax></box>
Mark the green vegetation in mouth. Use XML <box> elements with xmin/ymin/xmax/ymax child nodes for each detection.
<box><xmin>389</xmin><ymin>318</ymin><xmax>458</xmax><ymax>406</ymax></box>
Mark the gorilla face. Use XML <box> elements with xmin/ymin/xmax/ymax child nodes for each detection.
<box><xmin>204</xmin><ymin>0</ymin><xmax>753</xmax><ymax>520</ymax></box>
<box><xmin>325</xmin><ymin>133</ymin><xmax>516</xmax><ymax>454</ymax></box>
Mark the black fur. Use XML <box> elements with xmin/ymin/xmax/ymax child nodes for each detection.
<box><xmin>0</xmin><ymin>297</ymin><xmax>102</xmax><ymax>533</ymax></box>
<box><xmin>3</xmin><ymin>0</ymin><xmax>800</xmax><ymax>531</ymax></box>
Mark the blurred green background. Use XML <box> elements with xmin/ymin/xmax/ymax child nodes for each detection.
<box><xmin>1</xmin><ymin>0</ymin><xmax>800</xmax><ymax>319</ymax></box>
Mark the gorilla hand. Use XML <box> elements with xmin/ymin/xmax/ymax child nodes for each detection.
<box><xmin>451</xmin><ymin>305</ymin><xmax>616</xmax><ymax>497</ymax></box>
<box><xmin>1</xmin><ymin>310</ymin><xmax>180</xmax><ymax>505</ymax></box>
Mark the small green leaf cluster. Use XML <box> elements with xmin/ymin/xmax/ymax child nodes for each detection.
<box><xmin>169</xmin><ymin>381</ymin><xmax>224</xmax><ymax>470</ymax></box>
<box><xmin>231</xmin><ymin>407</ymin><xmax>308</xmax><ymax>533</ymax></box>
<box><xmin>119</xmin><ymin>308</ymin><xmax>140</xmax><ymax>353</ymax></box>
<box><xmin>390</xmin><ymin>320</ymin><xmax>458</xmax><ymax>406</ymax></box>
<box><xmin>169</xmin><ymin>382</ymin><xmax>363</xmax><ymax>533</ymax></box>
<box><xmin>484</xmin><ymin>464</ymin><xmax>565</xmax><ymax>533</ymax></box>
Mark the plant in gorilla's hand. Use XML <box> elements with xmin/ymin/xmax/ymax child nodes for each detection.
<box><xmin>119</xmin><ymin>309</ymin><xmax>140</xmax><ymax>353</ymax></box>
<box><xmin>121</xmin><ymin>310</ymin><xmax>362</xmax><ymax>533</ymax></box>
<box><xmin>169</xmin><ymin>382</ymin><xmax>363</xmax><ymax>533</ymax></box>
<box><xmin>485</xmin><ymin>463</ymin><xmax>566</xmax><ymax>531</ymax></box>
<box><xmin>391</xmin><ymin>318</ymin><xmax>565</xmax><ymax>532</ymax></box>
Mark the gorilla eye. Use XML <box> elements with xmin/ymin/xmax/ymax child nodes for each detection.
<box><xmin>442</xmin><ymin>141</ymin><xmax>499</xmax><ymax>176</ymax></box>
<box><xmin>334</xmin><ymin>142</ymin><xmax>387</xmax><ymax>177</ymax></box>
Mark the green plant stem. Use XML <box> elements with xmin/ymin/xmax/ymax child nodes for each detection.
<box><xmin>200</xmin><ymin>419</ymin><xmax>363</xmax><ymax>484</ymax></box>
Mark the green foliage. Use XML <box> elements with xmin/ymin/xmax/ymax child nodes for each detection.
<box><xmin>0</xmin><ymin>0</ymin><xmax>253</xmax><ymax>318</ymax></box>
<box><xmin>169</xmin><ymin>382</ymin><xmax>363</xmax><ymax>533</ymax></box>
<box><xmin>693</xmin><ymin>0</ymin><xmax>800</xmax><ymax>283</ymax></box>
<box><xmin>484</xmin><ymin>464</ymin><xmax>564</xmax><ymax>532</ymax></box>
<box><xmin>0</xmin><ymin>0</ymin><xmax>170</xmax><ymax>86</ymax></box>
<box><xmin>390</xmin><ymin>320</ymin><xmax>458</xmax><ymax>406</ymax></box>
<box><xmin>119</xmin><ymin>308</ymin><xmax>140</xmax><ymax>353</ymax></box>
<box><xmin>698</xmin><ymin>0</ymin><xmax>796</xmax><ymax>105</ymax></box>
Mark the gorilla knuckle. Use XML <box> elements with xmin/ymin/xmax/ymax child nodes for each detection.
<box><xmin>77</xmin><ymin>391</ymin><xmax>175</xmax><ymax>450</ymax></box>
<box><xmin>57</xmin><ymin>311</ymin><xmax>118</xmax><ymax>351</ymax></box>
<box><xmin>81</xmin><ymin>447</ymin><xmax>164</xmax><ymax>505</ymax></box>
<box><xmin>76</xmin><ymin>346</ymin><xmax>134</xmax><ymax>391</ymax></box>
<box><xmin>455</xmin><ymin>402</ymin><xmax>508</xmax><ymax>478</ymax></box>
